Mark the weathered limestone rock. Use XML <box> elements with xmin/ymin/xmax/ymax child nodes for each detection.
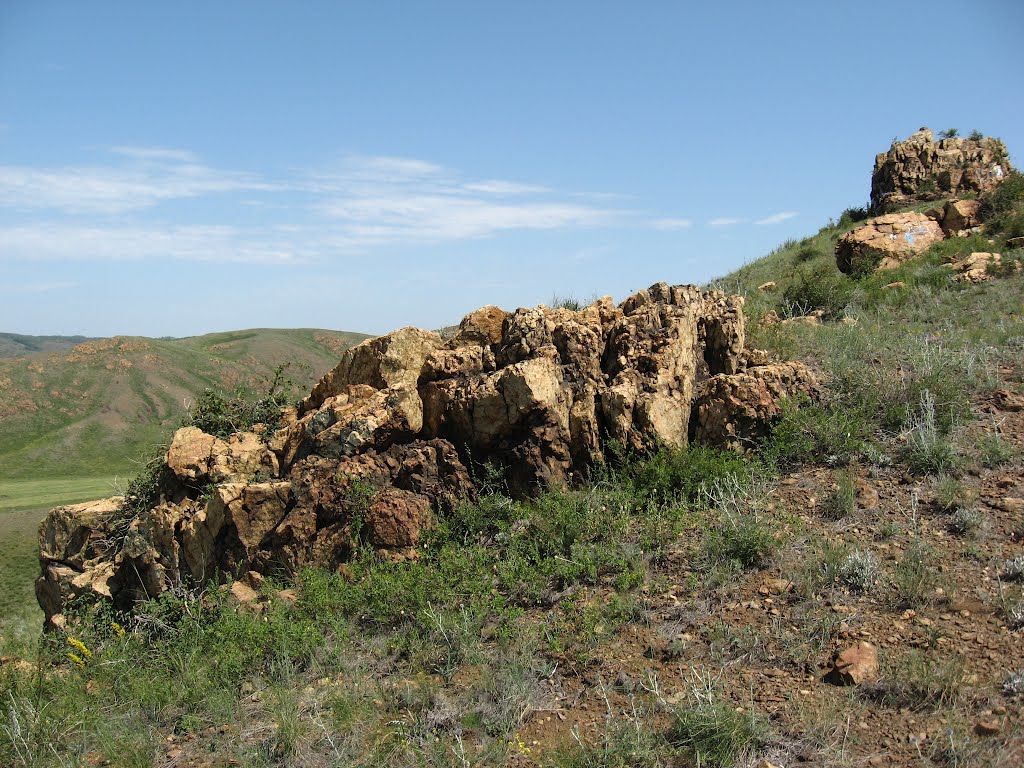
<box><xmin>871</xmin><ymin>128</ymin><xmax>1012</xmax><ymax>214</ymax></box>
<box><xmin>835</xmin><ymin>211</ymin><xmax>945</xmax><ymax>275</ymax></box>
<box><xmin>167</xmin><ymin>427</ymin><xmax>279</xmax><ymax>486</ymax></box>
<box><xmin>37</xmin><ymin>281</ymin><xmax>812</xmax><ymax>626</ymax></box>
<box><xmin>693</xmin><ymin>362</ymin><xmax>820</xmax><ymax>451</ymax></box>
<box><xmin>300</xmin><ymin>327</ymin><xmax>441</xmax><ymax>414</ymax></box>
<box><xmin>940</xmin><ymin>198</ymin><xmax>982</xmax><ymax>236</ymax></box>
<box><xmin>951</xmin><ymin>252</ymin><xmax>1001</xmax><ymax>283</ymax></box>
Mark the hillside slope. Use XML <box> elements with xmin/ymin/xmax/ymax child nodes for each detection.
<box><xmin>0</xmin><ymin>332</ymin><xmax>97</xmax><ymax>358</ymax></box>
<box><xmin>0</xmin><ymin>327</ymin><xmax>369</xmax><ymax>480</ymax></box>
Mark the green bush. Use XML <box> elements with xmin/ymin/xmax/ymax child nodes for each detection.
<box><xmin>187</xmin><ymin>364</ymin><xmax>292</xmax><ymax>438</ymax></box>
<box><xmin>780</xmin><ymin>264</ymin><xmax>853</xmax><ymax>319</ymax></box>
<box><xmin>762</xmin><ymin>395</ymin><xmax>870</xmax><ymax>468</ymax></box>
<box><xmin>838</xmin><ymin>205</ymin><xmax>869</xmax><ymax>229</ymax></box>
<box><xmin>623</xmin><ymin>444</ymin><xmax>752</xmax><ymax>506</ymax></box>
<box><xmin>668</xmin><ymin>701</ymin><xmax>766</xmax><ymax>767</ymax></box>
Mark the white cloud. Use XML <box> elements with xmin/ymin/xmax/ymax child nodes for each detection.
<box><xmin>0</xmin><ymin>147</ymin><xmax>273</xmax><ymax>214</ymax></box>
<box><xmin>463</xmin><ymin>180</ymin><xmax>550</xmax><ymax>196</ymax></box>
<box><xmin>0</xmin><ymin>151</ymin><xmax>621</xmax><ymax>262</ymax></box>
<box><xmin>755</xmin><ymin>211</ymin><xmax>798</xmax><ymax>225</ymax></box>
<box><xmin>709</xmin><ymin>217</ymin><xmax>744</xmax><ymax>228</ymax></box>
<box><xmin>652</xmin><ymin>217</ymin><xmax>693</xmax><ymax>230</ymax></box>
<box><xmin>0</xmin><ymin>224</ymin><xmax>305</xmax><ymax>264</ymax></box>
<box><xmin>108</xmin><ymin>146</ymin><xmax>200</xmax><ymax>163</ymax></box>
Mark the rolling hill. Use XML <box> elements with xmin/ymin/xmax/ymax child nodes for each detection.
<box><xmin>0</xmin><ymin>327</ymin><xmax>370</xmax><ymax>481</ymax></box>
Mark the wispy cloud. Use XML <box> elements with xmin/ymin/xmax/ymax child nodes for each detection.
<box><xmin>755</xmin><ymin>211</ymin><xmax>798</xmax><ymax>225</ymax></box>
<box><xmin>0</xmin><ymin>147</ymin><xmax>273</xmax><ymax>214</ymax></box>
<box><xmin>0</xmin><ymin>150</ymin><xmax>622</xmax><ymax>262</ymax></box>
<box><xmin>309</xmin><ymin>155</ymin><xmax>618</xmax><ymax>244</ymax></box>
<box><xmin>0</xmin><ymin>224</ymin><xmax>305</xmax><ymax>264</ymax></box>
<box><xmin>709</xmin><ymin>217</ymin><xmax>744</xmax><ymax>228</ymax></box>
<box><xmin>651</xmin><ymin>217</ymin><xmax>693</xmax><ymax>230</ymax></box>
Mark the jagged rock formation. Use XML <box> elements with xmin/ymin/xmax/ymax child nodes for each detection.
<box><xmin>36</xmin><ymin>283</ymin><xmax>817</xmax><ymax>629</ymax></box>
<box><xmin>870</xmin><ymin>127</ymin><xmax>1012</xmax><ymax>214</ymax></box>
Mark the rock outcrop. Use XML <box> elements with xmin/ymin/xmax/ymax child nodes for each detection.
<box><xmin>870</xmin><ymin>127</ymin><xmax>1012</xmax><ymax>214</ymax></box>
<box><xmin>835</xmin><ymin>211</ymin><xmax>946</xmax><ymax>274</ymax></box>
<box><xmin>36</xmin><ymin>283</ymin><xmax>817</xmax><ymax>628</ymax></box>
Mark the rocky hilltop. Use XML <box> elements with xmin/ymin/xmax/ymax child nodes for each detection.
<box><xmin>36</xmin><ymin>282</ymin><xmax>816</xmax><ymax>628</ymax></box>
<box><xmin>837</xmin><ymin>129</ymin><xmax>1018</xmax><ymax>277</ymax></box>
<box><xmin>870</xmin><ymin>127</ymin><xmax>1012</xmax><ymax>214</ymax></box>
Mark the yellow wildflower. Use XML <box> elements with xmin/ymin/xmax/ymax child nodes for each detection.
<box><xmin>111</xmin><ymin>621</ymin><xmax>126</xmax><ymax>638</ymax></box>
<box><xmin>66</xmin><ymin>637</ymin><xmax>92</xmax><ymax>659</ymax></box>
<box><xmin>67</xmin><ymin>652</ymin><xmax>86</xmax><ymax>669</ymax></box>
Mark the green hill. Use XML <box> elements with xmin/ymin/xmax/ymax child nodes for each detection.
<box><xmin>0</xmin><ymin>332</ymin><xmax>98</xmax><ymax>358</ymax></box>
<box><xmin>0</xmin><ymin>327</ymin><xmax>370</xmax><ymax>481</ymax></box>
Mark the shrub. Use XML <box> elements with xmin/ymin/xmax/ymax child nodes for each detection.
<box><xmin>668</xmin><ymin>701</ymin><xmax>766</xmax><ymax>768</ymax></box>
<box><xmin>978</xmin><ymin>170</ymin><xmax>1024</xmax><ymax>241</ymax></box>
<box><xmin>780</xmin><ymin>264</ymin><xmax>853</xmax><ymax>319</ymax></box>
<box><xmin>838</xmin><ymin>205</ymin><xmax>870</xmax><ymax>229</ymax></box>
<box><xmin>969</xmin><ymin>129</ymin><xmax>984</xmax><ymax>141</ymax></box>
<box><xmin>838</xmin><ymin>550</ymin><xmax>880</xmax><ymax>593</ymax></box>
<box><xmin>904</xmin><ymin>390</ymin><xmax>958</xmax><ymax>475</ymax></box>
<box><xmin>978</xmin><ymin>433</ymin><xmax>1016</xmax><ymax>468</ymax></box>
<box><xmin>623</xmin><ymin>444</ymin><xmax>753</xmax><ymax>506</ymax></box>
<box><xmin>187</xmin><ymin>364</ymin><xmax>292</xmax><ymax>438</ymax></box>
<box><xmin>939</xmin><ymin>128</ymin><xmax>959</xmax><ymax>139</ymax></box>
<box><xmin>820</xmin><ymin>469</ymin><xmax>856</xmax><ymax>519</ymax></box>
<box><xmin>762</xmin><ymin>395</ymin><xmax>870</xmax><ymax>469</ymax></box>
<box><xmin>892</xmin><ymin>540</ymin><xmax>937</xmax><ymax>608</ymax></box>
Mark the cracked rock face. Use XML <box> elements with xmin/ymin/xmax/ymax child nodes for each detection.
<box><xmin>870</xmin><ymin>127</ymin><xmax>1013</xmax><ymax>214</ymax></box>
<box><xmin>36</xmin><ymin>282</ymin><xmax>816</xmax><ymax>628</ymax></box>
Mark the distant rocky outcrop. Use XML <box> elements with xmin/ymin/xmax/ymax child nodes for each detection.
<box><xmin>870</xmin><ymin>127</ymin><xmax>1012</xmax><ymax>214</ymax></box>
<box><xmin>36</xmin><ymin>283</ymin><xmax>817</xmax><ymax>629</ymax></box>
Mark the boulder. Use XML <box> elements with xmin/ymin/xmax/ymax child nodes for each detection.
<box><xmin>826</xmin><ymin>641</ymin><xmax>879</xmax><ymax>686</ymax></box>
<box><xmin>693</xmin><ymin>362</ymin><xmax>820</xmax><ymax>451</ymax></box>
<box><xmin>835</xmin><ymin>212</ymin><xmax>945</xmax><ymax>275</ymax></box>
<box><xmin>940</xmin><ymin>198</ymin><xmax>982</xmax><ymax>236</ymax></box>
<box><xmin>871</xmin><ymin>128</ymin><xmax>1012</xmax><ymax>213</ymax></box>
<box><xmin>951</xmin><ymin>252</ymin><xmax>1001</xmax><ymax>283</ymax></box>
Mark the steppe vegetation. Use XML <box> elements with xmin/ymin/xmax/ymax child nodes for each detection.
<box><xmin>2</xmin><ymin>178</ymin><xmax>1023</xmax><ymax>767</ymax></box>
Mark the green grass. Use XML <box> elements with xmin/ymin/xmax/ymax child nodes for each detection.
<box><xmin>0</xmin><ymin>475</ymin><xmax>122</xmax><ymax>515</ymax></box>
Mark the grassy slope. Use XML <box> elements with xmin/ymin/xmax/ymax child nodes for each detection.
<box><xmin>0</xmin><ymin>327</ymin><xmax>369</xmax><ymax>481</ymax></box>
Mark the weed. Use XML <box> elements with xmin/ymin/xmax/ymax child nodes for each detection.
<box><xmin>820</xmin><ymin>469</ymin><xmax>856</xmax><ymax>519</ymax></box>
<box><xmin>1002</xmin><ymin>556</ymin><xmax>1024</xmax><ymax>582</ymax></box>
<box><xmin>904</xmin><ymin>390</ymin><xmax>958</xmax><ymax>475</ymax></box>
<box><xmin>978</xmin><ymin>432</ymin><xmax>1016</xmax><ymax>468</ymax></box>
<box><xmin>934</xmin><ymin>475</ymin><xmax>972</xmax><ymax>511</ymax></box>
<box><xmin>1003</xmin><ymin>670</ymin><xmax>1024</xmax><ymax>697</ymax></box>
<box><xmin>187</xmin><ymin>363</ymin><xmax>292</xmax><ymax>439</ymax></box>
<box><xmin>763</xmin><ymin>395</ymin><xmax>869</xmax><ymax>469</ymax></box>
<box><xmin>780</xmin><ymin>263</ymin><xmax>853</xmax><ymax>319</ymax></box>
<box><xmin>891</xmin><ymin>539</ymin><xmax>937</xmax><ymax>608</ymax></box>
<box><xmin>870</xmin><ymin>650</ymin><xmax>964</xmax><ymax>710</ymax></box>
<box><xmin>948</xmin><ymin>507</ymin><xmax>984</xmax><ymax>537</ymax></box>
<box><xmin>838</xmin><ymin>550</ymin><xmax>880</xmax><ymax>593</ymax></box>
<box><xmin>665</xmin><ymin>667</ymin><xmax>767</xmax><ymax>768</ymax></box>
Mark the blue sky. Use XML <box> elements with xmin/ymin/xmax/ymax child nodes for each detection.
<box><xmin>1</xmin><ymin>1</ymin><xmax>1021</xmax><ymax>337</ymax></box>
